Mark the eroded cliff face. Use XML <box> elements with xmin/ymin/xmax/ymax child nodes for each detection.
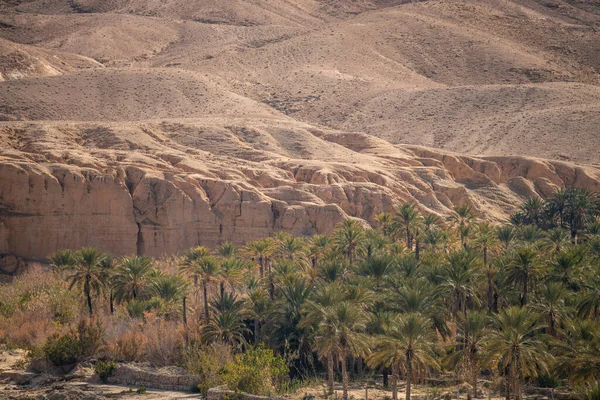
<box><xmin>1</xmin><ymin>121</ymin><xmax>600</xmax><ymax>262</ymax></box>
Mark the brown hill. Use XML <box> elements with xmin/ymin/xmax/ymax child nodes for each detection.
<box><xmin>1</xmin><ymin>0</ymin><xmax>600</xmax><ymax>261</ymax></box>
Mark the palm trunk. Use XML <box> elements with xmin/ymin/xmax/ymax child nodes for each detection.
<box><xmin>327</xmin><ymin>352</ymin><xmax>334</xmax><ymax>395</ymax></box>
<box><xmin>521</xmin><ymin>277</ymin><xmax>528</xmax><ymax>307</ymax></box>
<box><xmin>341</xmin><ymin>349</ymin><xmax>349</xmax><ymax>400</ymax></box>
<box><xmin>405</xmin><ymin>354</ymin><xmax>412</xmax><ymax>400</ymax></box>
<box><xmin>487</xmin><ymin>275</ymin><xmax>494</xmax><ymax>314</ymax></box>
<box><xmin>472</xmin><ymin>360</ymin><xmax>478</xmax><ymax>399</ymax></box>
<box><xmin>203</xmin><ymin>282</ymin><xmax>209</xmax><ymax>324</ymax></box>
<box><xmin>254</xmin><ymin>319</ymin><xmax>260</xmax><ymax>343</ymax></box>
<box><xmin>109</xmin><ymin>289</ymin><xmax>114</xmax><ymax>314</ymax></box>
<box><xmin>182</xmin><ymin>296</ymin><xmax>187</xmax><ymax>326</ymax></box>
<box><xmin>84</xmin><ymin>278</ymin><xmax>93</xmax><ymax>316</ymax></box>
<box><xmin>391</xmin><ymin>363</ymin><xmax>399</xmax><ymax>400</ymax></box>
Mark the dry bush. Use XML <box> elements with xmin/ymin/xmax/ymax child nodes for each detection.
<box><xmin>0</xmin><ymin>267</ymin><xmax>80</xmax><ymax>349</ymax></box>
<box><xmin>143</xmin><ymin>315</ymin><xmax>185</xmax><ymax>366</ymax></box>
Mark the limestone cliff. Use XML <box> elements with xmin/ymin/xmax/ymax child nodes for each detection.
<box><xmin>1</xmin><ymin>121</ymin><xmax>599</xmax><ymax>262</ymax></box>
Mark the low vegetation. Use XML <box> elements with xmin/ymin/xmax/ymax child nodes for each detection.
<box><xmin>1</xmin><ymin>188</ymin><xmax>600</xmax><ymax>399</ymax></box>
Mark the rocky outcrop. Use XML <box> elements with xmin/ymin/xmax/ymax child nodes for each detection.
<box><xmin>1</xmin><ymin>121</ymin><xmax>600</xmax><ymax>263</ymax></box>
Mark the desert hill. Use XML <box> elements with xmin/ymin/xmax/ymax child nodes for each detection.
<box><xmin>1</xmin><ymin>0</ymin><xmax>600</xmax><ymax>262</ymax></box>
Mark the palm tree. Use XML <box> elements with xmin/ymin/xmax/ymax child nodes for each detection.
<box><xmin>66</xmin><ymin>247</ymin><xmax>106</xmax><ymax>315</ymax></box>
<box><xmin>201</xmin><ymin>309</ymin><xmax>248</xmax><ymax>349</ymax></box>
<box><xmin>244</xmin><ymin>238</ymin><xmax>275</xmax><ymax>277</ymax></box>
<box><xmin>308</xmin><ymin>234</ymin><xmax>330</xmax><ymax>269</ymax></box>
<box><xmin>541</xmin><ymin>228</ymin><xmax>571</xmax><ymax>253</ymax></box>
<box><xmin>216</xmin><ymin>242</ymin><xmax>237</xmax><ymax>259</ymax></box>
<box><xmin>300</xmin><ymin>284</ymin><xmax>347</xmax><ymax>395</ymax></box>
<box><xmin>99</xmin><ymin>254</ymin><xmax>117</xmax><ymax>314</ymax></box>
<box><xmin>244</xmin><ymin>286</ymin><xmax>270</xmax><ymax>343</ymax></box>
<box><xmin>554</xmin><ymin>318</ymin><xmax>600</xmax><ymax>384</ymax></box>
<box><xmin>49</xmin><ymin>248</ymin><xmax>77</xmax><ymax>277</ymax></box>
<box><xmin>505</xmin><ymin>247</ymin><xmax>543</xmax><ymax>307</ymax></box>
<box><xmin>440</xmin><ymin>251</ymin><xmax>481</xmax><ymax>317</ymax></box>
<box><xmin>473</xmin><ymin>223</ymin><xmax>498</xmax><ymax>267</ymax></box>
<box><xmin>577</xmin><ymin>275</ymin><xmax>600</xmax><ymax>319</ymax></box>
<box><xmin>149</xmin><ymin>274</ymin><xmax>189</xmax><ymax>321</ymax></box>
<box><xmin>393</xmin><ymin>203</ymin><xmax>422</xmax><ymax>250</ymax></box>
<box><xmin>448</xmin><ymin>311</ymin><xmax>488</xmax><ymax>398</ymax></box>
<box><xmin>113</xmin><ymin>255</ymin><xmax>154</xmax><ymax>303</ymax></box>
<box><xmin>483</xmin><ymin>306</ymin><xmax>551</xmax><ymax>400</ymax></box>
<box><xmin>320</xmin><ymin>301</ymin><xmax>369</xmax><ymax>400</ymax></box>
<box><xmin>448</xmin><ymin>205</ymin><xmax>474</xmax><ymax>248</ymax></box>
<box><xmin>532</xmin><ymin>282</ymin><xmax>567</xmax><ymax>337</ymax></box>
<box><xmin>497</xmin><ymin>225</ymin><xmax>517</xmax><ymax>254</ymax></box>
<box><xmin>194</xmin><ymin>256</ymin><xmax>221</xmax><ymax>323</ymax></box>
<box><xmin>367</xmin><ymin>313</ymin><xmax>439</xmax><ymax>400</ymax></box>
<box><xmin>332</xmin><ymin>219</ymin><xmax>366</xmax><ymax>267</ymax></box>
<box><xmin>375</xmin><ymin>212</ymin><xmax>394</xmax><ymax>238</ymax></box>
<box><xmin>219</xmin><ymin>258</ymin><xmax>243</xmax><ymax>297</ymax></box>
<box><xmin>357</xmin><ymin>254</ymin><xmax>394</xmax><ymax>289</ymax></box>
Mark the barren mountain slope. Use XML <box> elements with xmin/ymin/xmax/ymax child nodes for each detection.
<box><xmin>0</xmin><ymin>0</ymin><xmax>600</xmax><ymax>262</ymax></box>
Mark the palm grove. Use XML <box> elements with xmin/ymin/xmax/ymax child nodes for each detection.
<box><xmin>8</xmin><ymin>187</ymin><xmax>600</xmax><ymax>399</ymax></box>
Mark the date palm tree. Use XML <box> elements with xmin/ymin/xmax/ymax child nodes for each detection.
<box><xmin>49</xmin><ymin>248</ymin><xmax>77</xmax><ymax>277</ymax></box>
<box><xmin>483</xmin><ymin>306</ymin><xmax>550</xmax><ymax>400</ymax></box>
<box><xmin>506</xmin><ymin>247</ymin><xmax>543</xmax><ymax>307</ymax></box>
<box><xmin>66</xmin><ymin>247</ymin><xmax>106</xmax><ymax>316</ymax></box>
<box><xmin>333</xmin><ymin>219</ymin><xmax>366</xmax><ymax>267</ymax></box>
<box><xmin>113</xmin><ymin>255</ymin><xmax>154</xmax><ymax>303</ymax></box>
<box><xmin>448</xmin><ymin>310</ymin><xmax>488</xmax><ymax>398</ymax></box>
<box><xmin>393</xmin><ymin>203</ymin><xmax>422</xmax><ymax>250</ymax></box>
<box><xmin>448</xmin><ymin>205</ymin><xmax>474</xmax><ymax>249</ymax></box>
<box><xmin>244</xmin><ymin>238</ymin><xmax>275</xmax><ymax>277</ymax></box>
<box><xmin>367</xmin><ymin>312</ymin><xmax>439</xmax><ymax>400</ymax></box>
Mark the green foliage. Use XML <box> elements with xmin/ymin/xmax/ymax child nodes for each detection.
<box><xmin>94</xmin><ymin>359</ymin><xmax>116</xmax><ymax>383</ymax></box>
<box><xmin>43</xmin><ymin>332</ymin><xmax>80</xmax><ymax>366</ymax></box>
<box><xmin>222</xmin><ymin>345</ymin><xmax>289</xmax><ymax>396</ymax></box>
<box><xmin>184</xmin><ymin>342</ymin><xmax>232</xmax><ymax>396</ymax></box>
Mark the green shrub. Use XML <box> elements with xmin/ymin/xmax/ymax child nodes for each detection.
<box><xmin>77</xmin><ymin>318</ymin><xmax>105</xmax><ymax>357</ymax></box>
<box><xmin>536</xmin><ymin>375</ymin><xmax>559</xmax><ymax>388</ymax></box>
<box><xmin>43</xmin><ymin>333</ymin><xmax>80</xmax><ymax>366</ymax></box>
<box><xmin>136</xmin><ymin>386</ymin><xmax>147</xmax><ymax>394</ymax></box>
<box><xmin>94</xmin><ymin>359</ymin><xmax>116</xmax><ymax>383</ymax></box>
<box><xmin>183</xmin><ymin>342</ymin><xmax>232</xmax><ymax>396</ymax></box>
<box><xmin>222</xmin><ymin>345</ymin><xmax>289</xmax><ymax>396</ymax></box>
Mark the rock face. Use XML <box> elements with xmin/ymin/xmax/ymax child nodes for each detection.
<box><xmin>1</xmin><ymin>122</ymin><xmax>600</xmax><ymax>263</ymax></box>
<box><xmin>104</xmin><ymin>364</ymin><xmax>200</xmax><ymax>392</ymax></box>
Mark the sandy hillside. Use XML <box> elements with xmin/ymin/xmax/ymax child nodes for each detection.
<box><xmin>1</xmin><ymin>0</ymin><xmax>600</xmax><ymax>260</ymax></box>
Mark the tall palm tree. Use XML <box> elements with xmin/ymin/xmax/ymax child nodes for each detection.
<box><xmin>532</xmin><ymin>282</ymin><xmax>567</xmax><ymax>337</ymax></box>
<box><xmin>300</xmin><ymin>284</ymin><xmax>347</xmax><ymax>395</ymax></box>
<box><xmin>506</xmin><ymin>247</ymin><xmax>544</xmax><ymax>307</ymax></box>
<box><xmin>375</xmin><ymin>212</ymin><xmax>394</xmax><ymax>238</ymax></box>
<box><xmin>553</xmin><ymin>318</ymin><xmax>600</xmax><ymax>384</ymax></box>
<box><xmin>393</xmin><ymin>203</ymin><xmax>422</xmax><ymax>250</ymax></box>
<box><xmin>113</xmin><ymin>255</ymin><xmax>154</xmax><ymax>303</ymax></box>
<box><xmin>483</xmin><ymin>306</ymin><xmax>551</xmax><ymax>400</ymax></box>
<box><xmin>473</xmin><ymin>222</ymin><xmax>498</xmax><ymax>267</ymax></box>
<box><xmin>448</xmin><ymin>205</ymin><xmax>474</xmax><ymax>249</ymax></box>
<box><xmin>440</xmin><ymin>251</ymin><xmax>481</xmax><ymax>317</ymax></box>
<box><xmin>308</xmin><ymin>234</ymin><xmax>330</xmax><ymax>270</ymax></box>
<box><xmin>244</xmin><ymin>238</ymin><xmax>275</xmax><ymax>277</ymax></box>
<box><xmin>357</xmin><ymin>254</ymin><xmax>394</xmax><ymax>289</ymax></box>
<box><xmin>320</xmin><ymin>301</ymin><xmax>370</xmax><ymax>400</ymax></box>
<box><xmin>367</xmin><ymin>313</ymin><xmax>439</xmax><ymax>400</ymax></box>
<box><xmin>66</xmin><ymin>247</ymin><xmax>106</xmax><ymax>315</ymax></box>
<box><xmin>193</xmin><ymin>255</ymin><xmax>221</xmax><ymax>323</ymax></box>
<box><xmin>219</xmin><ymin>258</ymin><xmax>243</xmax><ymax>297</ymax></box>
<box><xmin>99</xmin><ymin>254</ymin><xmax>117</xmax><ymax>314</ymax></box>
<box><xmin>216</xmin><ymin>242</ymin><xmax>237</xmax><ymax>259</ymax></box>
<box><xmin>448</xmin><ymin>310</ymin><xmax>488</xmax><ymax>398</ymax></box>
<box><xmin>332</xmin><ymin>219</ymin><xmax>366</xmax><ymax>267</ymax></box>
<box><xmin>244</xmin><ymin>286</ymin><xmax>270</xmax><ymax>343</ymax></box>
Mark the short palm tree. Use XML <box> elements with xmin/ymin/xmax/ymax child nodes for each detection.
<box><xmin>483</xmin><ymin>306</ymin><xmax>551</xmax><ymax>400</ymax></box>
<box><xmin>149</xmin><ymin>274</ymin><xmax>189</xmax><ymax>321</ymax></box>
<box><xmin>367</xmin><ymin>313</ymin><xmax>439</xmax><ymax>400</ymax></box>
<box><xmin>113</xmin><ymin>255</ymin><xmax>154</xmax><ymax>303</ymax></box>
<box><xmin>49</xmin><ymin>248</ymin><xmax>77</xmax><ymax>277</ymax></box>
